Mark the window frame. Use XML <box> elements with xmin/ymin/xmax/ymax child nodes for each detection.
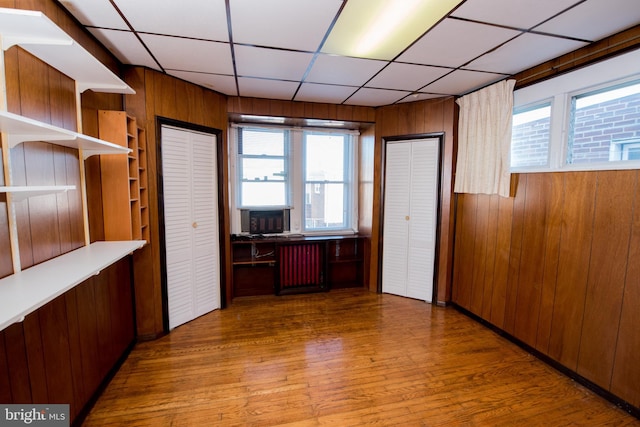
<box><xmin>510</xmin><ymin>101</ymin><xmax>553</xmax><ymax>169</ymax></box>
<box><xmin>302</xmin><ymin>130</ymin><xmax>354</xmax><ymax>233</ymax></box>
<box><xmin>511</xmin><ymin>48</ymin><xmax>640</xmax><ymax>173</ymax></box>
<box><xmin>229</xmin><ymin>124</ymin><xmax>359</xmax><ymax>236</ymax></box>
<box><xmin>236</xmin><ymin>126</ymin><xmax>291</xmax><ymax>209</ymax></box>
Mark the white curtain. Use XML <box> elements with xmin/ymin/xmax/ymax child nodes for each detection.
<box><xmin>454</xmin><ymin>79</ymin><xmax>516</xmax><ymax>198</ymax></box>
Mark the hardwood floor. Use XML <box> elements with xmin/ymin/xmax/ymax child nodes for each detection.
<box><xmin>83</xmin><ymin>289</ymin><xmax>638</xmax><ymax>426</ymax></box>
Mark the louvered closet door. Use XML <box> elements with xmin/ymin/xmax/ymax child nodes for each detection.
<box><xmin>161</xmin><ymin>126</ymin><xmax>220</xmax><ymax>330</ymax></box>
<box><xmin>382</xmin><ymin>138</ymin><xmax>440</xmax><ymax>302</ymax></box>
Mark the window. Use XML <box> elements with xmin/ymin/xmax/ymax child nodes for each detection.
<box><xmin>511</xmin><ymin>48</ymin><xmax>640</xmax><ymax>172</ymax></box>
<box><xmin>232</xmin><ymin>124</ymin><xmax>358</xmax><ymax>235</ymax></box>
<box><xmin>511</xmin><ymin>103</ymin><xmax>551</xmax><ymax>168</ymax></box>
<box><xmin>237</xmin><ymin>127</ymin><xmax>289</xmax><ymax>207</ymax></box>
<box><xmin>303</xmin><ymin>132</ymin><xmax>353</xmax><ymax>231</ymax></box>
<box><xmin>568</xmin><ymin>80</ymin><xmax>640</xmax><ymax>165</ymax></box>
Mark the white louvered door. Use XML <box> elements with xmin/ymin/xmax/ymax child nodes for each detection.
<box><xmin>161</xmin><ymin>125</ymin><xmax>220</xmax><ymax>330</ymax></box>
<box><xmin>382</xmin><ymin>138</ymin><xmax>440</xmax><ymax>302</ymax></box>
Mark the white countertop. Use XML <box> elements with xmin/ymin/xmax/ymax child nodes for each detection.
<box><xmin>0</xmin><ymin>240</ymin><xmax>145</xmax><ymax>331</ymax></box>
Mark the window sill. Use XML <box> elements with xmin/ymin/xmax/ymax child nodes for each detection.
<box><xmin>511</xmin><ymin>160</ymin><xmax>640</xmax><ymax>174</ymax></box>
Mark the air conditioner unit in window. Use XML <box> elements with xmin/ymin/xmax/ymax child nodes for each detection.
<box><xmin>240</xmin><ymin>208</ymin><xmax>290</xmax><ymax>235</ymax></box>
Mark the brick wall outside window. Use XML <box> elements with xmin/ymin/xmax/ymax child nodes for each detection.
<box><xmin>511</xmin><ymin>117</ymin><xmax>550</xmax><ymax>167</ymax></box>
<box><xmin>570</xmin><ymin>92</ymin><xmax>640</xmax><ymax>163</ymax></box>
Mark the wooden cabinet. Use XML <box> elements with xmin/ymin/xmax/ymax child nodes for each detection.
<box><xmin>231</xmin><ymin>236</ymin><xmax>365</xmax><ymax>298</ymax></box>
<box><xmin>98</xmin><ymin>110</ymin><xmax>149</xmax><ymax>242</ymax></box>
<box><xmin>327</xmin><ymin>237</ymin><xmax>364</xmax><ymax>289</ymax></box>
<box><xmin>232</xmin><ymin>240</ymin><xmax>278</xmax><ymax>297</ymax></box>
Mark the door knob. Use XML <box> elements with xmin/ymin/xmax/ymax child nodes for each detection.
<box><xmin>405</xmin><ymin>215</ymin><xmax>410</xmax><ymax>221</ymax></box>
<box><xmin>192</xmin><ymin>222</ymin><xmax>198</xmax><ymax>228</ymax></box>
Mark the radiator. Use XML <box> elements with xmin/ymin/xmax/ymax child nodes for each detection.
<box><xmin>278</xmin><ymin>243</ymin><xmax>323</xmax><ymax>290</ymax></box>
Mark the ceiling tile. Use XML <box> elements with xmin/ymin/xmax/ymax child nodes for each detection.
<box><xmin>114</xmin><ymin>0</ymin><xmax>229</xmax><ymax>41</ymax></box>
<box><xmin>451</xmin><ymin>0</ymin><xmax>580</xmax><ymax>29</ymax></box>
<box><xmin>230</xmin><ymin>0</ymin><xmax>342</xmax><ymax>51</ymax></box>
<box><xmin>398</xmin><ymin>18</ymin><xmax>521</xmax><ymax>68</ymax></box>
<box><xmin>305</xmin><ymin>55</ymin><xmax>387</xmax><ymax>86</ymax></box>
<box><xmin>140</xmin><ymin>34</ymin><xmax>233</xmax><ymax>74</ymax></box>
<box><xmin>235</xmin><ymin>45</ymin><xmax>314</xmax><ymax>81</ymax></box>
<box><xmin>534</xmin><ymin>0</ymin><xmax>640</xmax><ymax>41</ymax></box>
<box><xmin>294</xmin><ymin>83</ymin><xmax>357</xmax><ymax>104</ymax></box>
<box><xmin>466</xmin><ymin>33</ymin><xmax>588</xmax><ymax>74</ymax></box>
<box><xmin>168</xmin><ymin>71</ymin><xmax>238</xmax><ymax>96</ymax></box>
<box><xmin>422</xmin><ymin>70</ymin><xmax>506</xmax><ymax>95</ymax></box>
<box><xmin>59</xmin><ymin>0</ymin><xmax>128</xmax><ymax>30</ymax></box>
<box><xmin>344</xmin><ymin>88</ymin><xmax>411</xmax><ymax>107</ymax></box>
<box><xmin>237</xmin><ymin>77</ymin><xmax>299</xmax><ymax>100</ymax></box>
<box><xmin>366</xmin><ymin>63</ymin><xmax>451</xmax><ymax>91</ymax></box>
<box><xmin>89</xmin><ymin>29</ymin><xmax>160</xmax><ymax>71</ymax></box>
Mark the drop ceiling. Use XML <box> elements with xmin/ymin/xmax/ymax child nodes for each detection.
<box><xmin>58</xmin><ymin>0</ymin><xmax>640</xmax><ymax>108</ymax></box>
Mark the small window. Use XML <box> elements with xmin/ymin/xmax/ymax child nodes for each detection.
<box><xmin>511</xmin><ymin>103</ymin><xmax>551</xmax><ymax>168</ymax></box>
<box><xmin>610</xmin><ymin>139</ymin><xmax>640</xmax><ymax>161</ymax></box>
<box><xmin>237</xmin><ymin>127</ymin><xmax>289</xmax><ymax>207</ymax></box>
<box><xmin>303</xmin><ymin>132</ymin><xmax>352</xmax><ymax>231</ymax></box>
<box><xmin>568</xmin><ymin>80</ymin><xmax>640</xmax><ymax>164</ymax></box>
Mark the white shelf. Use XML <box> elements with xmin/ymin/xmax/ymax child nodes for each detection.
<box><xmin>0</xmin><ymin>185</ymin><xmax>75</xmax><ymax>201</ymax></box>
<box><xmin>0</xmin><ymin>7</ymin><xmax>134</xmax><ymax>94</ymax></box>
<box><xmin>0</xmin><ymin>240</ymin><xmax>145</xmax><ymax>332</ymax></box>
<box><xmin>0</xmin><ymin>110</ymin><xmax>131</xmax><ymax>158</ymax></box>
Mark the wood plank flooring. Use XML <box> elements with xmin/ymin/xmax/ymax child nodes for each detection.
<box><xmin>83</xmin><ymin>289</ymin><xmax>639</xmax><ymax>426</ymax></box>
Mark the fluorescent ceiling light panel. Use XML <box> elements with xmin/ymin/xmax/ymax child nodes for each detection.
<box><xmin>322</xmin><ymin>0</ymin><xmax>463</xmax><ymax>60</ymax></box>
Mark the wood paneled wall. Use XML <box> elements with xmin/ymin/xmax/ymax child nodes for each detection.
<box><xmin>373</xmin><ymin>98</ymin><xmax>457</xmax><ymax>303</ymax></box>
<box><xmin>0</xmin><ymin>257</ymin><xmax>135</xmax><ymax>425</ymax></box>
<box><xmin>123</xmin><ymin>67</ymin><xmax>229</xmax><ymax>339</ymax></box>
<box><xmin>452</xmin><ymin>171</ymin><xmax>640</xmax><ymax>409</ymax></box>
<box><xmin>227</xmin><ymin>96</ymin><xmax>376</xmax><ymax>123</ymax></box>
<box><xmin>452</xmin><ymin>28</ymin><xmax>640</xmax><ymax>412</ymax></box>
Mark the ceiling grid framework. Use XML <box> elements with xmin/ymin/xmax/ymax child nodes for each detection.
<box><xmin>58</xmin><ymin>0</ymin><xmax>640</xmax><ymax>108</ymax></box>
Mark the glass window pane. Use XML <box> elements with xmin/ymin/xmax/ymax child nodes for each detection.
<box><xmin>624</xmin><ymin>144</ymin><xmax>640</xmax><ymax>160</ymax></box>
<box><xmin>305</xmin><ymin>183</ymin><xmax>345</xmax><ymax>229</ymax></box>
<box><xmin>305</xmin><ymin>133</ymin><xmax>345</xmax><ymax>181</ymax></box>
<box><xmin>242</xmin><ymin>158</ymin><xmax>285</xmax><ymax>181</ymax></box>
<box><xmin>511</xmin><ymin>105</ymin><xmax>551</xmax><ymax>168</ymax></box>
<box><xmin>568</xmin><ymin>81</ymin><xmax>640</xmax><ymax>164</ymax></box>
<box><xmin>241</xmin><ymin>182</ymin><xmax>286</xmax><ymax>206</ymax></box>
<box><xmin>240</xmin><ymin>128</ymin><xmax>285</xmax><ymax>156</ymax></box>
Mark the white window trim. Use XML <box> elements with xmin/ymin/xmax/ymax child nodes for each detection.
<box><xmin>512</xmin><ymin>48</ymin><xmax>640</xmax><ymax>173</ymax></box>
<box><xmin>229</xmin><ymin>124</ymin><xmax>359</xmax><ymax>236</ymax></box>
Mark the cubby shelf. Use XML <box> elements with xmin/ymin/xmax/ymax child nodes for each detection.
<box><xmin>0</xmin><ymin>7</ymin><xmax>134</xmax><ymax>94</ymax></box>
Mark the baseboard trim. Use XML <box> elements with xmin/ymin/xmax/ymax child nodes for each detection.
<box><xmin>452</xmin><ymin>303</ymin><xmax>640</xmax><ymax>420</ymax></box>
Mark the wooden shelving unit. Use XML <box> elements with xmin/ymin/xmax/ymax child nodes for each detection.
<box><xmin>0</xmin><ymin>8</ymin><xmax>144</xmax><ymax>330</ymax></box>
<box><xmin>98</xmin><ymin>110</ymin><xmax>148</xmax><ymax>242</ymax></box>
<box><xmin>0</xmin><ymin>7</ymin><xmax>136</xmax><ymax>274</ymax></box>
<box><xmin>138</xmin><ymin>127</ymin><xmax>150</xmax><ymax>242</ymax></box>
